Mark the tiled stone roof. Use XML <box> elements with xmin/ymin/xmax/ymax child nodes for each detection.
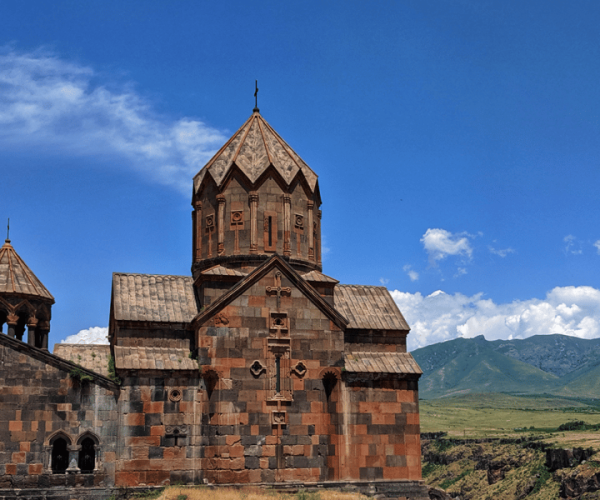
<box><xmin>112</xmin><ymin>273</ymin><xmax>198</xmax><ymax>323</ymax></box>
<box><xmin>344</xmin><ymin>352</ymin><xmax>422</xmax><ymax>375</ymax></box>
<box><xmin>0</xmin><ymin>239</ymin><xmax>54</xmax><ymax>302</ymax></box>
<box><xmin>334</xmin><ymin>285</ymin><xmax>410</xmax><ymax>331</ymax></box>
<box><xmin>54</xmin><ymin>344</ymin><xmax>111</xmax><ymax>377</ymax></box>
<box><xmin>302</xmin><ymin>270</ymin><xmax>339</xmax><ymax>284</ymax></box>
<box><xmin>193</xmin><ymin>111</ymin><xmax>318</xmax><ymax>193</ymax></box>
<box><xmin>113</xmin><ymin>345</ymin><xmax>197</xmax><ymax>370</ymax></box>
<box><xmin>201</xmin><ymin>266</ymin><xmax>247</xmax><ymax>277</ymax></box>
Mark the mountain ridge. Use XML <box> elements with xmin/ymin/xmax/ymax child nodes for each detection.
<box><xmin>411</xmin><ymin>334</ymin><xmax>600</xmax><ymax>399</ymax></box>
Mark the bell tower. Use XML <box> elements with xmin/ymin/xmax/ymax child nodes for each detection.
<box><xmin>0</xmin><ymin>238</ymin><xmax>54</xmax><ymax>350</ymax></box>
<box><xmin>191</xmin><ymin>110</ymin><xmax>322</xmax><ymax>280</ymax></box>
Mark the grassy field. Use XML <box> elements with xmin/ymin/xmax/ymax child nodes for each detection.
<box><xmin>420</xmin><ymin>393</ymin><xmax>600</xmax><ymax>439</ymax></box>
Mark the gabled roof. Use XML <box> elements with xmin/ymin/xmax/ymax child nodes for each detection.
<box><xmin>111</xmin><ymin>273</ymin><xmax>198</xmax><ymax>324</ymax></box>
<box><xmin>113</xmin><ymin>346</ymin><xmax>197</xmax><ymax>371</ymax></box>
<box><xmin>193</xmin><ymin>111</ymin><xmax>318</xmax><ymax>194</ymax></box>
<box><xmin>302</xmin><ymin>270</ymin><xmax>339</xmax><ymax>284</ymax></box>
<box><xmin>192</xmin><ymin>254</ymin><xmax>348</xmax><ymax>330</ymax></box>
<box><xmin>54</xmin><ymin>344</ymin><xmax>110</xmax><ymax>377</ymax></box>
<box><xmin>201</xmin><ymin>265</ymin><xmax>247</xmax><ymax>277</ymax></box>
<box><xmin>0</xmin><ymin>239</ymin><xmax>54</xmax><ymax>302</ymax></box>
<box><xmin>334</xmin><ymin>285</ymin><xmax>410</xmax><ymax>331</ymax></box>
<box><xmin>344</xmin><ymin>351</ymin><xmax>422</xmax><ymax>375</ymax></box>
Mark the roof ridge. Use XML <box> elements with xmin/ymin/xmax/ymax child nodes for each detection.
<box><xmin>336</xmin><ymin>284</ymin><xmax>388</xmax><ymax>289</ymax></box>
<box><xmin>113</xmin><ymin>272</ymin><xmax>192</xmax><ymax>279</ymax></box>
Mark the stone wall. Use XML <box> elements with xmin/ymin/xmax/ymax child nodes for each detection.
<box><xmin>114</xmin><ymin>373</ymin><xmax>202</xmax><ymax>487</ymax></box>
<box><xmin>0</xmin><ymin>337</ymin><xmax>118</xmax><ymax>490</ymax></box>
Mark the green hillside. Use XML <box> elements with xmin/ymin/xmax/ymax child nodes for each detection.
<box><xmin>412</xmin><ymin>334</ymin><xmax>600</xmax><ymax>399</ymax></box>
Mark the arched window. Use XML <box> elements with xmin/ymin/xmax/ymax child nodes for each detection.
<box><xmin>78</xmin><ymin>437</ymin><xmax>96</xmax><ymax>473</ymax></box>
<box><xmin>51</xmin><ymin>437</ymin><xmax>69</xmax><ymax>473</ymax></box>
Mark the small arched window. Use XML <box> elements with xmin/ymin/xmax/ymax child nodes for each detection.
<box><xmin>78</xmin><ymin>437</ymin><xmax>96</xmax><ymax>473</ymax></box>
<box><xmin>51</xmin><ymin>437</ymin><xmax>69</xmax><ymax>474</ymax></box>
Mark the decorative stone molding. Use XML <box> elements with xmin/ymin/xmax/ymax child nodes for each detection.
<box><xmin>168</xmin><ymin>389</ymin><xmax>183</xmax><ymax>402</ymax></box>
<box><xmin>250</xmin><ymin>360</ymin><xmax>265</xmax><ymax>377</ymax></box>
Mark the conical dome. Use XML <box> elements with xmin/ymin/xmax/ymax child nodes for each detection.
<box><xmin>0</xmin><ymin>239</ymin><xmax>54</xmax><ymax>302</ymax></box>
<box><xmin>191</xmin><ymin>111</ymin><xmax>323</xmax><ymax>277</ymax></box>
<box><xmin>193</xmin><ymin>111</ymin><xmax>318</xmax><ymax>195</ymax></box>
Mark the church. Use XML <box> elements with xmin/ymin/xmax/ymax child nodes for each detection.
<box><xmin>0</xmin><ymin>107</ymin><xmax>426</xmax><ymax>499</ymax></box>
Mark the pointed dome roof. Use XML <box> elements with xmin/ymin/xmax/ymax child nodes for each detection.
<box><xmin>194</xmin><ymin>111</ymin><xmax>318</xmax><ymax>193</ymax></box>
<box><xmin>0</xmin><ymin>239</ymin><xmax>54</xmax><ymax>302</ymax></box>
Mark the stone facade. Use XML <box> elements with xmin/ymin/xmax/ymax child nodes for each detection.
<box><xmin>0</xmin><ymin>109</ymin><xmax>427</xmax><ymax>499</ymax></box>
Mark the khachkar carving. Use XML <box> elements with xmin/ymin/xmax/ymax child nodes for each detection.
<box><xmin>194</xmin><ymin>201</ymin><xmax>202</xmax><ymax>261</ymax></box>
<box><xmin>307</xmin><ymin>201</ymin><xmax>314</xmax><ymax>260</ymax></box>
<box><xmin>230</xmin><ymin>209</ymin><xmax>244</xmax><ymax>255</ymax></box>
<box><xmin>266</xmin><ymin>271</ymin><xmax>291</xmax><ymax>310</ymax></box>
<box><xmin>205</xmin><ymin>214</ymin><xmax>215</xmax><ymax>258</ymax></box>
<box><xmin>283</xmin><ymin>195</ymin><xmax>291</xmax><ymax>257</ymax></box>
<box><xmin>249</xmin><ymin>192</ymin><xmax>258</xmax><ymax>253</ymax></box>
<box><xmin>217</xmin><ymin>195</ymin><xmax>226</xmax><ymax>256</ymax></box>
<box><xmin>266</xmin><ymin>271</ymin><xmax>292</xmax><ymax>424</ymax></box>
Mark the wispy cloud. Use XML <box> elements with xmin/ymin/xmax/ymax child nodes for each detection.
<box><xmin>594</xmin><ymin>240</ymin><xmax>600</xmax><ymax>255</ymax></box>
<box><xmin>379</xmin><ymin>277</ymin><xmax>389</xmax><ymax>285</ymax></box>
<box><xmin>454</xmin><ymin>267</ymin><xmax>467</xmax><ymax>278</ymax></box>
<box><xmin>403</xmin><ymin>264</ymin><xmax>419</xmax><ymax>282</ymax></box>
<box><xmin>564</xmin><ymin>235</ymin><xmax>583</xmax><ymax>255</ymax></box>
<box><xmin>0</xmin><ymin>47</ymin><xmax>227</xmax><ymax>194</ymax></box>
<box><xmin>391</xmin><ymin>286</ymin><xmax>600</xmax><ymax>351</ymax></box>
<box><xmin>420</xmin><ymin>228</ymin><xmax>473</xmax><ymax>266</ymax></box>
<box><xmin>488</xmin><ymin>245</ymin><xmax>515</xmax><ymax>257</ymax></box>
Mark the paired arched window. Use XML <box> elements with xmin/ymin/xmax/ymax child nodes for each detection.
<box><xmin>48</xmin><ymin>431</ymin><xmax>99</xmax><ymax>474</ymax></box>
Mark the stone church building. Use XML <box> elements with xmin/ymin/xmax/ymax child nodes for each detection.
<box><xmin>0</xmin><ymin>109</ymin><xmax>426</xmax><ymax>499</ymax></box>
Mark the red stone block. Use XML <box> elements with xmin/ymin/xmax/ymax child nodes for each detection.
<box><xmin>150</xmin><ymin>425</ymin><xmax>165</xmax><ymax>436</ymax></box>
<box><xmin>28</xmin><ymin>464</ymin><xmax>43</xmax><ymax>475</ymax></box>
<box><xmin>125</xmin><ymin>413</ymin><xmax>145</xmax><ymax>426</ymax></box>
<box><xmin>144</xmin><ymin>470</ymin><xmax>170</xmax><ymax>485</ymax></box>
<box><xmin>8</xmin><ymin>421</ymin><xmax>22</xmax><ymax>432</ymax></box>
<box><xmin>19</xmin><ymin>442</ymin><xmax>30</xmax><ymax>452</ymax></box>
<box><xmin>5</xmin><ymin>464</ymin><xmax>16</xmax><ymax>475</ymax></box>
<box><xmin>116</xmin><ymin>472</ymin><xmax>141</xmax><ymax>487</ymax></box>
<box><xmin>144</xmin><ymin>402</ymin><xmax>164</xmax><ymax>413</ymax></box>
<box><xmin>11</xmin><ymin>452</ymin><xmax>26</xmax><ymax>463</ymax></box>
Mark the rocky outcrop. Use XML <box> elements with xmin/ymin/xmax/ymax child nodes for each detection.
<box><xmin>555</xmin><ymin>467</ymin><xmax>600</xmax><ymax>498</ymax></box>
<box><xmin>427</xmin><ymin>486</ymin><xmax>452</xmax><ymax>499</ymax></box>
<box><xmin>546</xmin><ymin>447</ymin><xmax>595</xmax><ymax>472</ymax></box>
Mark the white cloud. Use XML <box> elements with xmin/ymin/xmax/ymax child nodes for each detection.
<box><xmin>61</xmin><ymin>326</ymin><xmax>109</xmax><ymax>345</ymax></box>
<box><xmin>488</xmin><ymin>246</ymin><xmax>515</xmax><ymax>257</ymax></box>
<box><xmin>0</xmin><ymin>47</ymin><xmax>227</xmax><ymax>194</ymax></box>
<box><xmin>379</xmin><ymin>278</ymin><xmax>390</xmax><ymax>285</ymax></box>
<box><xmin>594</xmin><ymin>240</ymin><xmax>600</xmax><ymax>254</ymax></box>
<box><xmin>391</xmin><ymin>286</ymin><xmax>600</xmax><ymax>351</ymax></box>
<box><xmin>403</xmin><ymin>264</ymin><xmax>419</xmax><ymax>282</ymax></box>
<box><xmin>564</xmin><ymin>235</ymin><xmax>583</xmax><ymax>255</ymax></box>
<box><xmin>421</xmin><ymin>228</ymin><xmax>473</xmax><ymax>266</ymax></box>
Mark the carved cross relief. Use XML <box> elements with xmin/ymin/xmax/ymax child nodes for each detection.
<box><xmin>266</xmin><ymin>271</ymin><xmax>291</xmax><ymax>311</ymax></box>
<box><xmin>265</xmin><ymin>271</ymin><xmax>292</xmax><ymax>424</ymax></box>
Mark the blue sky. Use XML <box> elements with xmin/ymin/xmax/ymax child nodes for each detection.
<box><xmin>1</xmin><ymin>1</ymin><xmax>600</xmax><ymax>350</ymax></box>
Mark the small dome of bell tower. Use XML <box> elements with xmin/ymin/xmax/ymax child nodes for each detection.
<box><xmin>191</xmin><ymin>111</ymin><xmax>323</xmax><ymax>279</ymax></box>
<box><xmin>0</xmin><ymin>237</ymin><xmax>54</xmax><ymax>350</ymax></box>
